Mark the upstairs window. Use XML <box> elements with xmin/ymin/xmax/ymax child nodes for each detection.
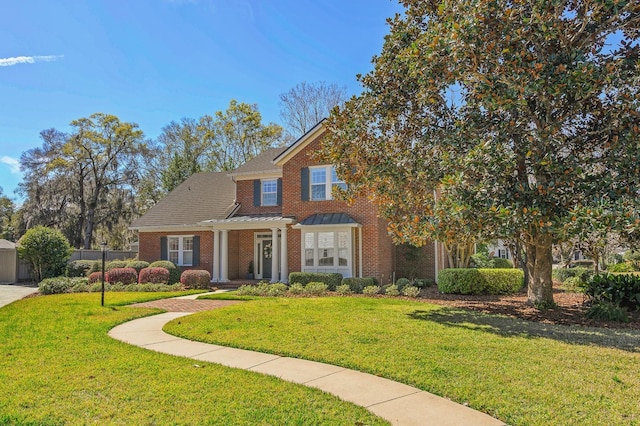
<box><xmin>262</xmin><ymin>180</ymin><xmax>277</xmax><ymax>206</ymax></box>
<box><xmin>307</xmin><ymin>166</ymin><xmax>345</xmax><ymax>201</ymax></box>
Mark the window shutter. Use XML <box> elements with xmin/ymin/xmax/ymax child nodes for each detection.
<box><xmin>277</xmin><ymin>178</ymin><xmax>282</xmax><ymax>206</ymax></box>
<box><xmin>160</xmin><ymin>237</ymin><xmax>168</xmax><ymax>261</ymax></box>
<box><xmin>253</xmin><ymin>180</ymin><xmax>261</xmax><ymax>207</ymax></box>
<box><xmin>301</xmin><ymin>167</ymin><xmax>309</xmax><ymax>201</ymax></box>
<box><xmin>192</xmin><ymin>236</ymin><xmax>200</xmax><ymax>266</ymax></box>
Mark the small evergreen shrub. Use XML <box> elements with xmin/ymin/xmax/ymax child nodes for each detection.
<box><xmin>552</xmin><ymin>267</ymin><xmax>593</xmax><ymax>283</ymax></box>
<box><xmin>585</xmin><ymin>302</ymin><xmax>629</xmax><ymax>323</ymax></box>
<box><xmin>126</xmin><ymin>260</ymin><xmax>150</xmax><ymax>273</ymax></box>
<box><xmin>341</xmin><ymin>277</ymin><xmax>376</xmax><ymax>294</ymax></box>
<box><xmin>412</xmin><ymin>278</ymin><xmax>434</xmax><ymax>288</ymax></box>
<box><xmin>335</xmin><ymin>284</ymin><xmax>352</xmax><ymax>296</ymax></box>
<box><xmin>480</xmin><ymin>269</ymin><xmax>524</xmax><ymax>294</ymax></box>
<box><xmin>385</xmin><ymin>284</ymin><xmax>400</xmax><ymax>296</ymax></box>
<box><xmin>303</xmin><ymin>282</ymin><xmax>328</xmax><ymax>296</ymax></box>
<box><xmin>289</xmin><ymin>272</ymin><xmax>342</xmax><ymax>290</ymax></box>
<box><xmin>562</xmin><ymin>276</ymin><xmax>585</xmax><ymax>292</ymax></box>
<box><xmin>363</xmin><ymin>285</ymin><xmax>381</xmax><ymax>296</ymax></box>
<box><xmin>66</xmin><ymin>260</ymin><xmax>98</xmax><ymax>277</ymax></box>
<box><xmin>180</xmin><ymin>269</ymin><xmax>211</xmax><ymax>289</ymax></box>
<box><xmin>106</xmin><ymin>260</ymin><xmax>128</xmax><ymax>271</ymax></box>
<box><xmin>395</xmin><ymin>278</ymin><xmax>411</xmax><ymax>291</ymax></box>
<box><xmin>584</xmin><ymin>273</ymin><xmax>640</xmax><ymax>311</ymax></box>
<box><xmin>403</xmin><ymin>286</ymin><xmax>421</xmax><ymax>298</ymax></box>
<box><xmin>139</xmin><ymin>267</ymin><xmax>170</xmax><ymax>284</ymax></box>
<box><xmin>492</xmin><ymin>258</ymin><xmax>513</xmax><ymax>268</ymax></box>
<box><xmin>288</xmin><ymin>283</ymin><xmax>305</xmax><ymax>295</ymax></box>
<box><xmin>106</xmin><ymin>267</ymin><xmax>138</xmax><ymax>285</ymax></box>
<box><xmin>88</xmin><ymin>271</ymin><xmax>105</xmax><ymax>285</ymax></box>
<box><xmin>266</xmin><ymin>283</ymin><xmax>288</xmax><ymax>297</ymax></box>
<box><xmin>607</xmin><ymin>262</ymin><xmax>635</xmax><ymax>273</ymax></box>
<box><xmin>236</xmin><ymin>284</ymin><xmax>258</xmax><ymax>296</ymax></box>
<box><xmin>39</xmin><ymin>277</ymin><xmax>88</xmax><ymax>295</ymax></box>
<box><xmin>437</xmin><ymin>268</ymin><xmax>523</xmax><ymax>295</ymax></box>
<box><xmin>149</xmin><ymin>260</ymin><xmax>180</xmax><ymax>284</ymax></box>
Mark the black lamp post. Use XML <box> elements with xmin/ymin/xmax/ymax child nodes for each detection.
<box><xmin>100</xmin><ymin>241</ymin><xmax>107</xmax><ymax>306</ymax></box>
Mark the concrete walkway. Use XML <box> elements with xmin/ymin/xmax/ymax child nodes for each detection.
<box><xmin>110</xmin><ymin>294</ymin><xmax>505</xmax><ymax>426</ymax></box>
<box><xmin>0</xmin><ymin>284</ymin><xmax>38</xmax><ymax>309</ymax></box>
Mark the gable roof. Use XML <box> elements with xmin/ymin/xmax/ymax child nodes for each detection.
<box><xmin>228</xmin><ymin>147</ymin><xmax>287</xmax><ymax>179</ymax></box>
<box><xmin>273</xmin><ymin>119</ymin><xmax>326</xmax><ymax>167</ymax></box>
<box><xmin>130</xmin><ymin>172</ymin><xmax>236</xmax><ymax>230</ymax></box>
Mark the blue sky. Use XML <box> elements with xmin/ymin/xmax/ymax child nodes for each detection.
<box><xmin>0</xmin><ymin>0</ymin><xmax>402</xmax><ymax>201</ymax></box>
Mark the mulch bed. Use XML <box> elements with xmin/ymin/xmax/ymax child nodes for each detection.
<box><xmin>417</xmin><ymin>285</ymin><xmax>640</xmax><ymax>329</ymax></box>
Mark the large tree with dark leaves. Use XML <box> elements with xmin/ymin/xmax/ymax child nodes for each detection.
<box><xmin>320</xmin><ymin>0</ymin><xmax>639</xmax><ymax>305</ymax></box>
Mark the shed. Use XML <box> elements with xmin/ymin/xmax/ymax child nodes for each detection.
<box><xmin>0</xmin><ymin>239</ymin><xmax>17</xmax><ymax>284</ymax></box>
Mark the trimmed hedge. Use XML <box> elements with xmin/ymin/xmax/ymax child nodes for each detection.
<box><xmin>106</xmin><ymin>260</ymin><xmax>128</xmax><ymax>271</ymax></box>
<box><xmin>66</xmin><ymin>260</ymin><xmax>99</xmax><ymax>277</ymax></box>
<box><xmin>88</xmin><ymin>271</ymin><xmax>105</xmax><ymax>285</ymax></box>
<box><xmin>289</xmin><ymin>272</ymin><xmax>342</xmax><ymax>291</ymax></box>
<box><xmin>438</xmin><ymin>268</ymin><xmax>524</xmax><ymax>295</ymax></box>
<box><xmin>552</xmin><ymin>267</ymin><xmax>594</xmax><ymax>283</ymax></box>
<box><xmin>139</xmin><ymin>267</ymin><xmax>170</xmax><ymax>284</ymax></box>
<box><xmin>39</xmin><ymin>277</ymin><xmax>88</xmax><ymax>295</ymax></box>
<box><xmin>341</xmin><ymin>277</ymin><xmax>377</xmax><ymax>294</ymax></box>
<box><xmin>149</xmin><ymin>260</ymin><xmax>180</xmax><ymax>284</ymax></box>
<box><xmin>126</xmin><ymin>260</ymin><xmax>150</xmax><ymax>273</ymax></box>
<box><xmin>105</xmin><ymin>267</ymin><xmax>138</xmax><ymax>285</ymax></box>
<box><xmin>180</xmin><ymin>269</ymin><xmax>211</xmax><ymax>289</ymax></box>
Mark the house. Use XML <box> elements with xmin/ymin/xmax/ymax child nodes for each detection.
<box><xmin>130</xmin><ymin>121</ymin><xmax>445</xmax><ymax>283</ymax></box>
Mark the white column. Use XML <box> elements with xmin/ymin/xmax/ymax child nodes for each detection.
<box><xmin>212</xmin><ymin>230</ymin><xmax>220</xmax><ymax>282</ymax></box>
<box><xmin>434</xmin><ymin>241</ymin><xmax>439</xmax><ymax>284</ymax></box>
<box><xmin>280</xmin><ymin>226</ymin><xmax>288</xmax><ymax>283</ymax></box>
<box><xmin>220</xmin><ymin>230</ymin><xmax>229</xmax><ymax>282</ymax></box>
<box><xmin>270</xmin><ymin>227</ymin><xmax>279</xmax><ymax>282</ymax></box>
<box><xmin>358</xmin><ymin>227</ymin><xmax>363</xmax><ymax>278</ymax></box>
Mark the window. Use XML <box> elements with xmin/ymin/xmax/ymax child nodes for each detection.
<box><xmin>302</xmin><ymin>230</ymin><xmax>351</xmax><ymax>275</ymax></box>
<box><xmin>309</xmin><ymin>166</ymin><xmax>345</xmax><ymax>201</ymax></box>
<box><xmin>497</xmin><ymin>249</ymin><xmax>508</xmax><ymax>259</ymax></box>
<box><xmin>262</xmin><ymin>180</ymin><xmax>277</xmax><ymax>206</ymax></box>
<box><xmin>167</xmin><ymin>236</ymin><xmax>193</xmax><ymax>266</ymax></box>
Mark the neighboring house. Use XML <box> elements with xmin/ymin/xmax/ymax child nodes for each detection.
<box><xmin>487</xmin><ymin>240</ymin><xmax>511</xmax><ymax>260</ymax></box>
<box><xmin>130</xmin><ymin>121</ymin><xmax>445</xmax><ymax>283</ymax></box>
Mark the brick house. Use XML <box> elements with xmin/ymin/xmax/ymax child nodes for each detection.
<box><xmin>131</xmin><ymin>121</ymin><xmax>446</xmax><ymax>283</ymax></box>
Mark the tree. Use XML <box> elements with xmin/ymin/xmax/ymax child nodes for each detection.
<box><xmin>157</xmin><ymin>118</ymin><xmax>207</xmax><ymax>192</ymax></box>
<box><xmin>279</xmin><ymin>81</ymin><xmax>347</xmax><ymax>139</ymax></box>
<box><xmin>17</xmin><ymin>226</ymin><xmax>73</xmax><ymax>282</ymax></box>
<box><xmin>0</xmin><ymin>187</ymin><xmax>15</xmax><ymax>240</ymax></box>
<box><xmin>320</xmin><ymin>0</ymin><xmax>640</xmax><ymax>305</ymax></box>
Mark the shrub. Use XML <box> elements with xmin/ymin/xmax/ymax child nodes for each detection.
<box><xmin>363</xmin><ymin>285</ymin><xmax>381</xmax><ymax>296</ymax></box>
<box><xmin>385</xmin><ymin>284</ymin><xmax>400</xmax><ymax>296</ymax></box>
<box><xmin>149</xmin><ymin>260</ymin><xmax>180</xmax><ymax>284</ymax></box>
<box><xmin>288</xmin><ymin>283</ymin><xmax>305</xmax><ymax>295</ymax></box>
<box><xmin>335</xmin><ymin>284</ymin><xmax>352</xmax><ymax>296</ymax></box>
<box><xmin>469</xmin><ymin>253</ymin><xmax>494</xmax><ymax>268</ymax></box>
<box><xmin>88</xmin><ymin>271</ymin><xmax>105</xmax><ymax>285</ymax></box>
<box><xmin>492</xmin><ymin>258</ymin><xmax>513</xmax><ymax>268</ymax></box>
<box><xmin>18</xmin><ymin>226</ymin><xmax>73</xmax><ymax>282</ymax></box>
<box><xmin>585</xmin><ymin>302</ymin><xmax>629</xmax><ymax>323</ymax></box>
<box><xmin>266</xmin><ymin>283</ymin><xmax>288</xmax><ymax>297</ymax></box>
<box><xmin>66</xmin><ymin>260</ymin><xmax>98</xmax><ymax>277</ymax></box>
<box><xmin>562</xmin><ymin>276</ymin><xmax>585</xmax><ymax>292</ymax></box>
<box><xmin>341</xmin><ymin>277</ymin><xmax>376</xmax><ymax>294</ymax></box>
<box><xmin>106</xmin><ymin>260</ymin><xmax>128</xmax><ymax>271</ymax></box>
<box><xmin>395</xmin><ymin>278</ymin><xmax>411</xmax><ymax>291</ymax></box>
<box><xmin>583</xmin><ymin>273</ymin><xmax>640</xmax><ymax>311</ymax></box>
<box><xmin>304</xmin><ymin>282</ymin><xmax>328</xmax><ymax>296</ymax></box>
<box><xmin>624</xmin><ymin>250</ymin><xmax>640</xmax><ymax>270</ymax></box>
<box><xmin>403</xmin><ymin>286</ymin><xmax>421</xmax><ymax>298</ymax></box>
<box><xmin>412</xmin><ymin>278</ymin><xmax>434</xmax><ymax>288</ymax></box>
<box><xmin>180</xmin><ymin>269</ymin><xmax>211</xmax><ymax>289</ymax></box>
<box><xmin>573</xmin><ymin>259</ymin><xmax>595</xmax><ymax>269</ymax></box>
<box><xmin>139</xmin><ymin>267</ymin><xmax>170</xmax><ymax>284</ymax></box>
<box><xmin>39</xmin><ymin>277</ymin><xmax>88</xmax><ymax>295</ymax></box>
<box><xmin>607</xmin><ymin>262</ymin><xmax>635</xmax><ymax>273</ymax></box>
<box><xmin>289</xmin><ymin>272</ymin><xmax>342</xmax><ymax>291</ymax></box>
<box><xmin>106</xmin><ymin>267</ymin><xmax>138</xmax><ymax>285</ymax></box>
<box><xmin>126</xmin><ymin>260</ymin><xmax>149</xmax><ymax>273</ymax></box>
<box><xmin>236</xmin><ymin>284</ymin><xmax>259</xmax><ymax>296</ymax></box>
<box><xmin>551</xmin><ymin>267</ymin><xmax>594</xmax><ymax>283</ymax></box>
<box><xmin>437</xmin><ymin>268</ymin><xmax>524</xmax><ymax>295</ymax></box>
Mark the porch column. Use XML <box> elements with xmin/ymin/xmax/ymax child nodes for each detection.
<box><xmin>280</xmin><ymin>226</ymin><xmax>288</xmax><ymax>283</ymax></box>
<box><xmin>212</xmin><ymin>230</ymin><xmax>220</xmax><ymax>282</ymax></box>
<box><xmin>358</xmin><ymin>227</ymin><xmax>363</xmax><ymax>278</ymax></box>
<box><xmin>220</xmin><ymin>229</ymin><xmax>229</xmax><ymax>282</ymax></box>
<box><xmin>270</xmin><ymin>227</ymin><xmax>279</xmax><ymax>283</ymax></box>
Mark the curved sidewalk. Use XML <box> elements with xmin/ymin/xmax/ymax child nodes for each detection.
<box><xmin>109</xmin><ymin>296</ymin><xmax>505</xmax><ymax>426</ymax></box>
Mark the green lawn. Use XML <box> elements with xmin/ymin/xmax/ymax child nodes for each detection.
<box><xmin>166</xmin><ymin>296</ymin><xmax>640</xmax><ymax>426</ymax></box>
<box><xmin>0</xmin><ymin>293</ymin><xmax>387</xmax><ymax>425</ymax></box>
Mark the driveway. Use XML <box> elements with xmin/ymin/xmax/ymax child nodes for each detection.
<box><xmin>0</xmin><ymin>284</ymin><xmax>39</xmax><ymax>309</ymax></box>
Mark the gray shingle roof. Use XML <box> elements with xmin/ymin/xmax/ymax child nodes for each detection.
<box><xmin>130</xmin><ymin>172</ymin><xmax>236</xmax><ymax>228</ymax></box>
<box><xmin>228</xmin><ymin>147</ymin><xmax>287</xmax><ymax>177</ymax></box>
<box><xmin>299</xmin><ymin>213</ymin><xmax>358</xmax><ymax>226</ymax></box>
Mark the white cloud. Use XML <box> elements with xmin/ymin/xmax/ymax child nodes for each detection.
<box><xmin>0</xmin><ymin>55</ymin><xmax>63</xmax><ymax>67</ymax></box>
<box><xmin>1</xmin><ymin>157</ymin><xmax>21</xmax><ymax>175</ymax></box>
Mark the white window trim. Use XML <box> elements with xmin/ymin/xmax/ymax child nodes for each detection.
<box><xmin>301</xmin><ymin>228</ymin><xmax>352</xmax><ymax>277</ymax></box>
<box><xmin>168</xmin><ymin>235</ymin><xmax>194</xmax><ymax>266</ymax></box>
<box><xmin>261</xmin><ymin>179</ymin><xmax>278</xmax><ymax>206</ymax></box>
<box><xmin>310</xmin><ymin>165</ymin><xmax>345</xmax><ymax>201</ymax></box>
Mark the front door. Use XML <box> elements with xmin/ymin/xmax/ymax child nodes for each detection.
<box><xmin>261</xmin><ymin>239</ymin><xmax>272</xmax><ymax>279</ymax></box>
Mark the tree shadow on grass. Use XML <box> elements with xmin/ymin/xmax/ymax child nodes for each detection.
<box><xmin>409</xmin><ymin>308</ymin><xmax>640</xmax><ymax>353</ymax></box>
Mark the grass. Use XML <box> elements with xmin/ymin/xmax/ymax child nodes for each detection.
<box><xmin>168</xmin><ymin>295</ymin><xmax>640</xmax><ymax>426</ymax></box>
<box><xmin>0</xmin><ymin>292</ymin><xmax>387</xmax><ymax>425</ymax></box>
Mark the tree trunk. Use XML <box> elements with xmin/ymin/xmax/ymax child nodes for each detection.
<box><xmin>524</xmin><ymin>233</ymin><xmax>555</xmax><ymax>306</ymax></box>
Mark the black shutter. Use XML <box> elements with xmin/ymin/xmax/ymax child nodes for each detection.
<box><xmin>301</xmin><ymin>167</ymin><xmax>309</xmax><ymax>201</ymax></box>
<box><xmin>160</xmin><ymin>237</ymin><xmax>168</xmax><ymax>260</ymax></box>
<box><xmin>253</xmin><ymin>179</ymin><xmax>261</xmax><ymax>207</ymax></box>
<box><xmin>192</xmin><ymin>236</ymin><xmax>200</xmax><ymax>266</ymax></box>
<box><xmin>277</xmin><ymin>178</ymin><xmax>283</xmax><ymax>206</ymax></box>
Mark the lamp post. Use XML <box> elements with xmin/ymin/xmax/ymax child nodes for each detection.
<box><xmin>100</xmin><ymin>241</ymin><xmax>107</xmax><ymax>306</ymax></box>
